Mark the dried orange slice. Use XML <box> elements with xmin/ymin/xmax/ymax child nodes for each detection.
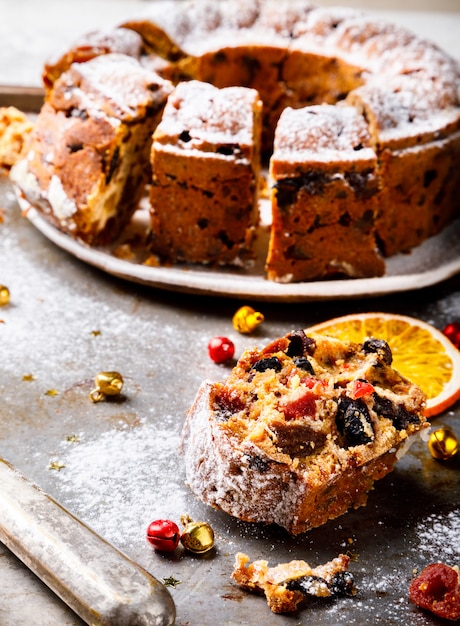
<box><xmin>306</xmin><ymin>313</ymin><xmax>460</xmax><ymax>418</ymax></box>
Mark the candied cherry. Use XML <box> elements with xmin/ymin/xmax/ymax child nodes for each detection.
<box><xmin>146</xmin><ymin>519</ymin><xmax>180</xmax><ymax>552</ymax></box>
<box><xmin>208</xmin><ymin>336</ymin><xmax>235</xmax><ymax>363</ymax></box>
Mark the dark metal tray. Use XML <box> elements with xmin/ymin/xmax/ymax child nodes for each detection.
<box><xmin>1</xmin><ymin>172</ymin><xmax>459</xmax><ymax>624</ymax></box>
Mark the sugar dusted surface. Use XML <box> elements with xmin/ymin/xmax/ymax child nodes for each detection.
<box><xmin>157</xmin><ymin>80</ymin><xmax>259</xmax><ymax>147</ymax></box>
<box><xmin>274</xmin><ymin>104</ymin><xmax>374</xmax><ymax>159</ymax></box>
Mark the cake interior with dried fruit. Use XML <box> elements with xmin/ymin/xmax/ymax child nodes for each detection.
<box><xmin>181</xmin><ymin>329</ymin><xmax>428</xmax><ymax>534</ymax></box>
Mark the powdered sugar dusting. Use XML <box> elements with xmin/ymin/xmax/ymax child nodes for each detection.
<box><xmin>53</xmin><ymin>419</ymin><xmax>186</xmax><ymax>550</ymax></box>
<box><xmin>414</xmin><ymin>509</ymin><xmax>460</xmax><ymax>563</ymax></box>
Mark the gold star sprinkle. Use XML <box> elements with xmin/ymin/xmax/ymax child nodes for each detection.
<box><xmin>45</xmin><ymin>389</ymin><xmax>59</xmax><ymax>397</ymax></box>
<box><xmin>162</xmin><ymin>576</ymin><xmax>181</xmax><ymax>588</ymax></box>
<box><xmin>66</xmin><ymin>434</ymin><xmax>80</xmax><ymax>443</ymax></box>
<box><xmin>49</xmin><ymin>461</ymin><xmax>66</xmax><ymax>471</ymax></box>
<box><xmin>91</xmin><ymin>330</ymin><xmax>101</xmax><ymax>336</ymax></box>
<box><xmin>22</xmin><ymin>373</ymin><xmax>36</xmax><ymax>382</ymax></box>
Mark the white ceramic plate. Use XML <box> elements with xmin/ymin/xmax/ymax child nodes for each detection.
<box><xmin>26</xmin><ymin>207</ymin><xmax>460</xmax><ymax>302</ymax></box>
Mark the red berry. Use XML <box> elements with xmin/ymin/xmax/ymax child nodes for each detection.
<box><xmin>443</xmin><ymin>322</ymin><xmax>460</xmax><ymax>349</ymax></box>
<box><xmin>146</xmin><ymin>519</ymin><xmax>180</xmax><ymax>552</ymax></box>
<box><xmin>208</xmin><ymin>336</ymin><xmax>235</xmax><ymax>363</ymax></box>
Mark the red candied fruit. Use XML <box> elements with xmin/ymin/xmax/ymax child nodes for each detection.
<box><xmin>409</xmin><ymin>563</ymin><xmax>460</xmax><ymax>621</ymax></box>
<box><xmin>282</xmin><ymin>390</ymin><xmax>317</xmax><ymax>420</ymax></box>
<box><xmin>351</xmin><ymin>380</ymin><xmax>375</xmax><ymax>399</ymax></box>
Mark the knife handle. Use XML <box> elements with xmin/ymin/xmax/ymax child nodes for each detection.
<box><xmin>0</xmin><ymin>458</ymin><xmax>175</xmax><ymax>625</ymax></box>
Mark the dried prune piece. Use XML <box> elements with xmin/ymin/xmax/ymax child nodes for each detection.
<box><xmin>286</xmin><ymin>330</ymin><xmax>316</xmax><ymax>357</ymax></box>
<box><xmin>409</xmin><ymin>563</ymin><xmax>460</xmax><ymax>621</ymax></box>
<box><xmin>251</xmin><ymin>356</ymin><xmax>282</xmax><ymax>373</ymax></box>
<box><xmin>336</xmin><ymin>397</ymin><xmax>374</xmax><ymax>447</ymax></box>
<box><xmin>392</xmin><ymin>405</ymin><xmax>421</xmax><ymax>430</ymax></box>
<box><xmin>329</xmin><ymin>571</ymin><xmax>356</xmax><ymax>597</ymax></box>
<box><xmin>293</xmin><ymin>357</ymin><xmax>315</xmax><ymax>375</ymax></box>
<box><xmin>372</xmin><ymin>393</ymin><xmax>396</xmax><ymax>420</ymax></box>
<box><xmin>361</xmin><ymin>338</ymin><xmax>393</xmax><ymax>365</ymax></box>
<box><xmin>285</xmin><ymin>575</ymin><xmax>330</xmax><ymax>597</ymax></box>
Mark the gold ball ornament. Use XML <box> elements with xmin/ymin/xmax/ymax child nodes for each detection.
<box><xmin>232</xmin><ymin>305</ymin><xmax>264</xmax><ymax>334</ymax></box>
<box><xmin>90</xmin><ymin>371</ymin><xmax>124</xmax><ymax>402</ymax></box>
<box><xmin>180</xmin><ymin>514</ymin><xmax>214</xmax><ymax>554</ymax></box>
<box><xmin>428</xmin><ymin>426</ymin><xmax>459</xmax><ymax>461</ymax></box>
<box><xmin>0</xmin><ymin>285</ymin><xmax>10</xmax><ymax>306</ymax></box>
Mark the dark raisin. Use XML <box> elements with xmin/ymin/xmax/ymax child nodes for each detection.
<box><xmin>274</xmin><ymin>179</ymin><xmax>298</xmax><ymax>209</ymax></box>
<box><xmin>286</xmin><ymin>330</ymin><xmax>316</xmax><ymax>357</ymax></box>
<box><xmin>179</xmin><ymin>130</ymin><xmax>191</xmax><ymax>142</ymax></box>
<box><xmin>362</xmin><ymin>338</ymin><xmax>393</xmax><ymax>365</ymax></box>
<box><xmin>423</xmin><ymin>169</ymin><xmax>437</xmax><ymax>188</ymax></box>
<box><xmin>67</xmin><ymin>142</ymin><xmax>84</xmax><ymax>153</ymax></box>
<box><xmin>285</xmin><ymin>575</ymin><xmax>329</xmax><ymax>597</ymax></box>
<box><xmin>392</xmin><ymin>405</ymin><xmax>421</xmax><ymax>430</ymax></box>
<box><xmin>329</xmin><ymin>571</ymin><xmax>356</xmax><ymax>597</ymax></box>
<box><xmin>105</xmin><ymin>146</ymin><xmax>120</xmax><ymax>185</ymax></box>
<box><xmin>197</xmin><ymin>218</ymin><xmax>209</xmax><ymax>229</ymax></box>
<box><xmin>293</xmin><ymin>357</ymin><xmax>315</xmax><ymax>375</ymax></box>
<box><xmin>216</xmin><ymin>144</ymin><xmax>240</xmax><ymax>156</ymax></box>
<box><xmin>300</xmin><ymin>170</ymin><xmax>328</xmax><ymax>195</ymax></box>
<box><xmin>344</xmin><ymin>168</ymin><xmax>379</xmax><ymax>200</ymax></box>
<box><xmin>251</xmin><ymin>356</ymin><xmax>282</xmax><ymax>373</ymax></box>
<box><xmin>372</xmin><ymin>393</ymin><xmax>396</xmax><ymax>421</ymax></box>
<box><xmin>246</xmin><ymin>455</ymin><xmax>270</xmax><ymax>473</ymax></box>
<box><xmin>336</xmin><ymin>397</ymin><xmax>374</xmax><ymax>447</ymax></box>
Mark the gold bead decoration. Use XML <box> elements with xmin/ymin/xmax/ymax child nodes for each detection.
<box><xmin>0</xmin><ymin>285</ymin><xmax>10</xmax><ymax>306</ymax></box>
<box><xmin>180</xmin><ymin>514</ymin><xmax>214</xmax><ymax>554</ymax></box>
<box><xmin>90</xmin><ymin>371</ymin><xmax>123</xmax><ymax>403</ymax></box>
<box><xmin>428</xmin><ymin>426</ymin><xmax>459</xmax><ymax>461</ymax></box>
<box><xmin>232</xmin><ymin>305</ymin><xmax>264</xmax><ymax>334</ymax></box>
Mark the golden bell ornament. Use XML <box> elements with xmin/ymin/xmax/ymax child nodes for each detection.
<box><xmin>90</xmin><ymin>371</ymin><xmax>124</xmax><ymax>402</ymax></box>
<box><xmin>428</xmin><ymin>426</ymin><xmax>459</xmax><ymax>461</ymax></box>
<box><xmin>232</xmin><ymin>306</ymin><xmax>264</xmax><ymax>334</ymax></box>
<box><xmin>180</xmin><ymin>514</ymin><xmax>214</xmax><ymax>554</ymax></box>
<box><xmin>0</xmin><ymin>285</ymin><xmax>10</xmax><ymax>306</ymax></box>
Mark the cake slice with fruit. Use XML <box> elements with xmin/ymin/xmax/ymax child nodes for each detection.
<box><xmin>181</xmin><ymin>330</ymin><xmax>428</xmax><ymax>534</ymax></box>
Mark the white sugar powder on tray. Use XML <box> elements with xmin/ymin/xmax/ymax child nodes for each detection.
<box><xmin>414</xmin><ymin>509</ymin><xmax>460</xmax><ymax>561</ymax></box>
<box><xmin>54</xmin><ymin>420</ymin><xmax>187</xmax><ymax>550</ymax></box>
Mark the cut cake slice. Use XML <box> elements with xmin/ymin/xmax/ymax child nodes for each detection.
<box><xmin>181</xmin><ymin>330</ymin><xmax>428</xmax><ymax>535</ymax></box>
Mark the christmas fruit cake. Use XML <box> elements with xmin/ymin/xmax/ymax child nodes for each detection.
<box><xmin>266</xmin><ymin>103</ymin><xmax>384</xmax><ymax>281</ymax></box>
<box><xmin>11</xmin><ymin>54</ymin><xmax>173</xmax><ymax>245</ymax></box>
<box><xmin>180</xmin><ymin>329</ymin><xmax>428</xmax><ymax>535</ymax></box>
<box><xmin>149</xmin><ymin>80</ymin><xmax>262</xmax><ymax>265</ymax></box>
<box><xmin>120</xmin><ymin>0</ymin><xmax>460</xmax><ymax>276</ymax></box>
<box><xmin>232</xmin><ymin>552</ymin><xmax>355</xmax><ymax>614</ymax></box>
<box><xmin>10</xmin><ymin>0</ymin><xmax>460</xmax><ymax>280</ymax></box>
